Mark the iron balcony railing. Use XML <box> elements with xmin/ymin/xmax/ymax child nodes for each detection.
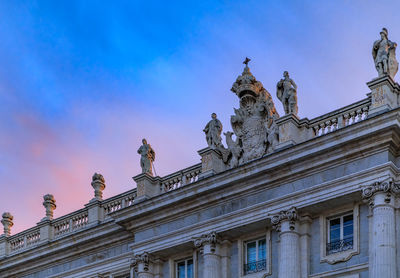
<box><xmin>326</xmin><ymin>237</ymin><xmax>353</xmax><ymax>254</ymax></box>
<box><xmin>244</xmin><ymin>259</ymin><xmax>267</xmax><ymax>275</ymax></box>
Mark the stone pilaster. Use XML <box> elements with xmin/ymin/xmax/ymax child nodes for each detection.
<box><xmin>299</xmin><ymin>215</ymin><xmax>312</xmax><ymax>278</ymax></box>
<box><xmin>367</xmin><ymin>75</ymin><xmax>400</xmax><ymax>116</ymax></box>
<box><xmin>271</xmin><ymin>207</ymin><xmax>300</xmax><ymax>278</ymax></box>
<box><xmin>198</xmin><ymin>147</ymin><xmax>226</xmax><ymax>179</ymax></box>
<box><xmin>220</xmin><ymin>240</ymin><xmax>231</xmax><ymax>278</ymax></box>
<box><xmin>362</xmin><ymin>180</ymin><xmax>399</xmax><ymax>278</ymax></box>
<box><xmin>133</xmin><ymin>173</ymin><xmax>161</xmax><ymax>202</ymax></box>
<box><xmin>131</xmin><ymin>252</ymin><xmax>154</xmax><ymax>278</ymax></box>
<box><xmin>194</xmin><ymin>231</ymin><xmax>221</xmax><ymax>278</ymax></box>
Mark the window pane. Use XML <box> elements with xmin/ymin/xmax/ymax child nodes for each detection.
<box><xmin>177</xmin><ymin>261</ymin><xmax>185</xmax><ymax>278</ymax></box>
<box><xmin>246</xmin><ymin>241</ymin><xmax>257</xmax><ymax>263</ymax></box>
<box><xmin>187</xmin><ymin>260</ymin><xmax>193</xmax><ymax>278</ymax></box>
<box><xmin>329</xmin><ymin>218</ymin><xmax>341</xmax><ymax>242</ymax></box>
<box><xmin>258</xmin><ymin>239</ymin><xmax>266</xmax><ymax>260</ymax></box>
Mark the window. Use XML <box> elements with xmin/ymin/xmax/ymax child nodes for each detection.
<box><xmin>244</xmin><ymin>238</ymin><xmax>267</xmax><ymax>275</ymax></box>
<box><xmin>327</xmin><ymin>213</ymin><xmax>354</xmax><ymax>254</ymax></box>
<box><xmin>176</xmin><ymin>258</ymin><xmax>193</xmax><ymax>278</ymax></box>
<box><xmin>320</xmin><ymin>204</ymin><xmax>359</xmax><ymax>264</ymax></box>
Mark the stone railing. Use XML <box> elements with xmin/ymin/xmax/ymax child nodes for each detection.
<box><xmin>161</xmin><ymin>163</ymin><xmax>202</xmax><ymax>192</ymax></box>
<box><xmin>53</xmin><ymin>208</ymin><xmax>89</xmax><ymax>239</ymax></box>
<box><xmin>103</xmin><ymin>189</ymin><xmax>137</xmax><ymax>218</ymax></box>
<box><xmin>309</xmin><ymin>98</ymin><xmax>370</xmax><ymax>137</ymax></box>
<box><xmin>8</xmin><ymin>226</ymin><xmax>41</xmax><ymax>254</ymax></box>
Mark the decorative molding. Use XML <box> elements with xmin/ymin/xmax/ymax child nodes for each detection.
<box><xmin>130</xmin><ymin>252</ymin><xmax>153</xmax><ymax>273</ymax></box>
<box><xmin>319</xmin><ymin>203</ymin><xmax>360</xmax><ymax>265</ymax></box>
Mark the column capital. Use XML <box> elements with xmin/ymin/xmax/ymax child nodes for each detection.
<box><xmin>193</xmin><ymin>231</ymin><xmax>219</xmax><ymax>254</ymax></box>
<box><xmin>131</xmin><ymin>252</ymin><xmax>154</xmax><ymax>273</ymax></box>
<box><xmin>362</xmin><ymin>179</ymin><xmax>400</xmax><ymax>205</ymax></box>
<box><xmin>270</xmin><ymin>207</ymin><xmax>298</xmax><ymax>232</ymax></box>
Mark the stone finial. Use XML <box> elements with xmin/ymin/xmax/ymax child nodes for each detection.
<box><xmin>1</xmin><ymin>212</ymin><xmax>13</xmax><ymax>236</ymax></box>
<box><xmin>91</xmin><ymin>172</ymin><xmax>106</xmax><ymax>201</ymax></box>
<box><xmin>42</xmin><ymin>194</ymin><xmax>56</xmax><ymax>221</ymax></box>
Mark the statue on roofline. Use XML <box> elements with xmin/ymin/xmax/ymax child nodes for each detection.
<box><xmin>137</xmin><ymin>138</ymin><xmax>155</xmax><ymax>176</ymax></box>
<box><xmin>372</xmin><ymin>28</ymin><xmax>398</xmax><ymax>79</ymax></box>
<box><xmin>203</xmin><ymin>113</ymin><xmax>223</xmax><ymax>149</ymax></box>
<box><xmin>276</xmin><ymin>71</ymin><xmax>298</xmax><ymax>116</ymax></box>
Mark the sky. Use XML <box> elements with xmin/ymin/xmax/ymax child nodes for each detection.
<box><xmin>1</xmin><ymin>0</ymin><xmax>400</xmax><ymax>233</ymax></box>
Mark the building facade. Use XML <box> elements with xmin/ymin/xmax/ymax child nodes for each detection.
<box><xmin>1</xmin><ymin>29</ymin><xmax>400</xmax><ymax>278</ymax></box>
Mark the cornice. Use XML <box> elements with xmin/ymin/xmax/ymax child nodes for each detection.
<box><xmin>112</xmin><ymin>109</ymin><xmax>400</xmax><ymax>231</ymax></box>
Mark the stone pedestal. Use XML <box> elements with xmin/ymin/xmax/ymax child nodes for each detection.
<box><xmin>276</xmin><ymin>114</ymin><xmax>310</xmax><ymax>150</ymax></box>
<box><xmin>194</xmin><ymin>231</ymin><xmax>221</xmax><ymax>278</ymax></box>
<box><xmin>38</xmin><ymin>219</ymin><xmax>53</xmax><ymax>242</ymax></box>
<box><xmin>271</xmin><ymin>208</ymin><xmax>301</xmax><ymax>278</ymax></box>
<box><xmin>133</xmin><ymin>173</ymin><xmax>161</xmax><ymax>202</ymax></box>
<box><xmin>367</xmin><ymin>75</ymin><xmax>400</xmax><ymax>116</ymax></box>
<box><xmin>198</xmin><ymin>147</ymin><xmax>226</xmax><ymax>179</ymax></box>
<box><xmin>85</xmin><ymin>200</ymin><xmax>104</xmax><ymax>225</ymax></box>
<box><xmin>362</xmin><ymin>181</ymin><xmax>398</xmax><ymax>278</ymax></box>
<box><xmin>0</xmin><ymin>235</ymin><xmax>7</xmax><ymax>257</ymax></box>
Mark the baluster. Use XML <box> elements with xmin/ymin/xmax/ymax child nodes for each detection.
<box><xmin>332</xmin><ymin>118</ymin><xmax>338</xmax><ymax>131</ymax></box>
<box><xmin>343</xmin><ymin>113</ymin><xmax>350</xmax><ymax>126</ymax></box>
<box><xmin>121</xmin><ymin>198</ymin><xmax>126</xmax><ymax>209</ymax></box>
<box><xmin>325</xmin><ymin>120</ymin><xmax>332</xmax><ymax>133</ymax></box>
<box><xmin>356</xmin><ymin>109</ymin><xmax>362</xmax><ymax>122</ymax></box>
<box><xmin>362</xmin><ymin>106</ymin><xmax>368</xmax><ymax>119</ymax></box>
<box><xmin>320</xmin><ymin>123</ymin><xmax>326</xmax><ymax>135</ymax></box>
<box><xmin>69</xmin><ymin>218</ymin><xmax>73</xmax><ymax>232</ymax></box>
<box><xmin>350</xmin><ymin>111</ymin><xmax>356</xmax><ymax>124</ymax></box>
<box><xmin>313</xmin><ymin>125</ymin><xmax>320</xmax><ymax>137</ymax></box>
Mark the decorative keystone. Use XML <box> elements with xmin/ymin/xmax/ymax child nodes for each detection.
<box><xmin>1</xmin><ymin>212</ymin><xmax>13</xmax><ymax>236</ymax></box>
<box><xmin>91</xmin><ymin>172</ymin><xmax>106</xmax><ymax>201</ymax></box>
<box><xmin>42</xmin><ymin>194</ymin><xmax>56</xmax><ymax>220</ymax></box>
<box><xmin>270</xmin><ymin>207</ymin><xmax>298</xmax><ymax>232</ymax></box>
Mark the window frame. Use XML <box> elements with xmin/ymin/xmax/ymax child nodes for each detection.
<box><xmin>175</xmin><ymin>257</ymin><xmax>194</xmax><ymax>278</ymax></box>
<box><xmin>320</xmin><ymin>203</ymin><xmax>359</xmax><ymax>264</ymax></box>
<box><xmin>237</xmin><ymin>230</ymin><xmax>271</xmax><ymax>278</ymax></box>
<box><xmin>169</xmin><ymin>250</ymin><xmax>197</xmax><ymax>278</ymax></box>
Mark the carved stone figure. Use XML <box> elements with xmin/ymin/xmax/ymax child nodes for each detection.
<box><xmin>226</xmin><ymin>58</ymin><xmax>280</xmax><ymax>164</ymax></box>
<box><xmin>372</xmin><ymin>28</ymin><xmax>398</xmax><ymax>79</ymax></box>
<box><xmin>277</xmin><ymin>71</ymin><xmax>298</xmax><ymax>115</ymax></box>
<box><xmin>224</xmin><ymin>131</ymin><xmax>242</xmax><ymax>167</ymax></box>
<box><xmin>203</xmin><ymin>113</ymin><xmax>223</xmax><ymax>149</ymax></box>
<box><xmin>137</xmin><ymin>139</ymin><xmax>155</xmax><ymax>176</ymax></box>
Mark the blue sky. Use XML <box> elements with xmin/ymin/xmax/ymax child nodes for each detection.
<box><xmin>1</xmin><ymin>0</ymin><xmax>400</xmax><ymax>232</ymax></box>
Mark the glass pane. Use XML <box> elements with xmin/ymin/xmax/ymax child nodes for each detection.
<box><xmin>258</xmin><ymin>239</ymin><xmax>266</xmax><ymax>260</ymax></box>
<box><xmin>343</xmin><ymin>225</ymin><xmax>353</xmax><ymax>238</ymax></box>
<box><xmin>329</xmin><ymin>218</ymin><xmax>341</xmax><ymax>242</ymax></box>
<box><xmin>177</xmin><ymin>261</ymin><xmax>185</xmax><ymax>278</ymax></box>
<box><xmin>246</xmin><ymin>241</ymin><xmax>257</xmax><ymax>263</ymax></box>
<box><xmin>187</xmin><ymin>260</ymin><xmax>193</xmax><ymax>278</ymax></box>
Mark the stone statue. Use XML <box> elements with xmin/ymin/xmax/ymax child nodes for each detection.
<box><xmin>276</xmin><ymin>71</ymin><xmax>298</xmax><ymax>115</ymax></box>
<box><xmin>372</xmin><ymin>28</ymin><xmax>398</xmax><ymax>79</ymax></box>
<box><xmin>203</xmin><ymin>113</ymin><xmax>223</xmax><ymax>149</ymax></box>
<box><xmin>137</xmin><ymin>138</ymin><xmax>155</xmax><ymax>176</ymax></box>
<box><xmin>224</xmin><ymin>131</ymin><xmax>242</xmax><ymax>167</ymax></box>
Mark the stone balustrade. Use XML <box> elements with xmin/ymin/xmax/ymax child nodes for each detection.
<box><xmin>309</xmin><ymin>98</ymin><xmax>370</xmax><ymax>137</ymax></box>
<box><xmin>161</xmin><ymin>163</ymin><xmax>201</xmax><ymax>192</ymax></box>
